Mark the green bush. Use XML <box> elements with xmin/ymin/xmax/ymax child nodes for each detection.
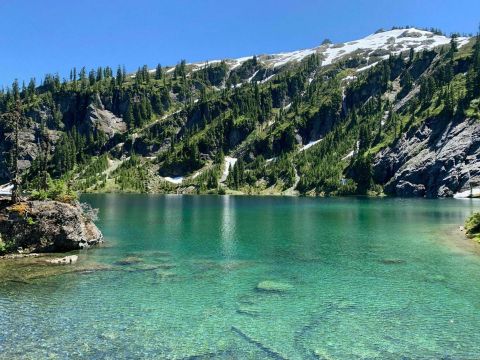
<box><xmin>30</xmin><ymin>177</ymin><xmax>78</xmax><ymax>203</ymax></box>
<box><xmin>0</xmin><ymin>233</ymin><xmax>12</xmax><ymax>255</ymax></box>
<box><xmin>465</xmin><ymin>212</ymin><xmax>480</xmax><ymax>240</ymax></box>
<box><xmin>0</xmin><ymin>236</ymin><xmax>6</xmax><ymax>255</ymax></box>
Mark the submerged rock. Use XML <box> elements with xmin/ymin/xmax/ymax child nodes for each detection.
<box><xmin>113</xmin><ymin>256</ymin><xmax>143</xmax><ymax>266</ymax></box>
<box><xmin>379</xmin><ymin>259</ymin><xmax>406</xmax><ymax>265</ymax></box>
<box><xmin>0</xmin><ymin>200</ymin><xmax>103</xmax><ymax>253</ymax></box>
<box><xmin>236</xmin><ymin>305</ymin><xmax>261</xmax><ymax>317</ymax></box>
<box><xmin>0</xmin><ymin>257</ymin><xmax>114</xmax><ymax>283</ymax></box>
<box><xmin>255</xmin><ymin>280</ymin><xmax>293</xmax><ymax>292</ymax></box>
<box><xmin>45</xmin><ymin>255</ymin><xmax>78</xmax><ymax>265</ymax></box>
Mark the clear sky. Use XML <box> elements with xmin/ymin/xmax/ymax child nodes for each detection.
<box><xmin>0</xmin><ymin>0</ymin><xmax>479</xmax><ymax>87</ymax></box>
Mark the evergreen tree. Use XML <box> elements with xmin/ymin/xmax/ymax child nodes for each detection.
<box><xmin>155</xmin><ymin>64</ymin><xmax>163</xmax><ymax>80</ymax></box>
<box><xmin>408</xmin><ymin>47</ymin><xmax>415</xmax><ymax>63</ymax></box>
<box><xmin>116</xmin><ymin>66</ymin><xmax>124</xmax><ymax>86</ymax></box>
<box><xmin>124</xmin><ymin>102</ymin><xmax>134</xmax><ymax>129</ymax></box>
<box><xmin>0</xmin><ymin>100</ymin><xmax>25</xmax><ymax>202</ymax></box>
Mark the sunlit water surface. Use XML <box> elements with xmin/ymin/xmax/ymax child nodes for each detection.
<box><xmin>1</xmin><ymin>195</ymin><xmax>480</xmax><ymax>359</ymax></box>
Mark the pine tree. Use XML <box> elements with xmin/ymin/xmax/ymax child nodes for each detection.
<box><xmin>116</xmin><ymin>66</ymin><xmax>123</xmax><ymax>86</ymax></box>
<box><xmin>142</xmin><ymin>65</ymin><xmax>150</xmax><ymax>83</ymax></box>
<box><xmin>124</xmin><ymin>103</ymin><xmax>134</xmax><ymax>129</ymax></box>
<box><xmin>408</xmin><ymin>47</ymin><xmax>415</xmax><ymax>64</ymax></box>
<box><xmin>444</xmin><ymin>86</ymin><xmax>455</xmax><ymax>116</ymax></box>
<box><xmin>448</xmin><ymin>36</ymin><xmax>458</xmax><ymax>58</ymax></box>
<box><xmin>155</xmin><ymin>64</ymin><xmax>163</xmax><ymax>80</ymax></box>
<box><xmin>1</xmin><ymin>100</ymin><xmax>24</xmax><ymax>203</ymax></box>
<box><xmin>89</xmin><ymin>69</ymin><xmax>96</xmax><ymax>86</ymax></box>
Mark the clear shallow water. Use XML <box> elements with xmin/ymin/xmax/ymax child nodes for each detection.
<box><xmin>1</xmin><ymin>195</ymin><xmax>480</xmax><ymax>359</ymax></box>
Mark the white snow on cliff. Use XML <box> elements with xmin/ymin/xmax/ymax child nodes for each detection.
<box><xmin>299</xmin><ymin>139</ymin><xmax>323</xmax><ymax>152</ymax></box>
<box><xmin>151</xmin><ymin>28</ymin><xmax>470</xmax><ymax>82</ymax></box>
<box><xmin>220</xmin><ymin>157</ymin><xmax>238</xmax><ymax>182</ymax></box>
<box><xmin>163</xmin><ymin>176</ymin><xmax>184</xmax><ymax>185</ymax></box>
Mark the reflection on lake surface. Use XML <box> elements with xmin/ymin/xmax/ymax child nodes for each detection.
<box><xmin>1</xmin><ymin>195</ymin><xmax>480</xmax><ymax>359</ymax></box>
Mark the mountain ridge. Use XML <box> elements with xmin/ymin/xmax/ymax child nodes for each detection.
<box><xmin>0</xmin><ymin>26</ymin><xmax>479</xmax><ymax>198</ymax></box>
<box><xmin>162</xmin><ymin>27</ymin><xmax>469</xmax><ymax>75</ymax></box>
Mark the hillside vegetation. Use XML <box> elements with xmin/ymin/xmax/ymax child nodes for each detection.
<box><xmin>1</xmin><ymin>27</ymin><xmax>479</xmax><ymax>197</ymax></box>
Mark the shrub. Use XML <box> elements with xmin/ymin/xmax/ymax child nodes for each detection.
<box><xmin>30</xmin><ymin>178</ymin><xmax>78</xmax><ymax>203</ymax></box>
<box><xmin>8</xmin><ymin>202</ymin><xmax>28</xmax><ymax>216</ymax></box>
<box><xmin>0</xmin><ymin>234</ymin><xmax>6</xmax><ymax>255</ymax></box>
<box><xmin>465</xmin><ymin>212</ymin><xmax>480</xmax><ymax>240</ymax></box>
<box><xmin>0</xmin><ymin>233</ymin><xmax>15</xmax><ymax>255</ymax></box>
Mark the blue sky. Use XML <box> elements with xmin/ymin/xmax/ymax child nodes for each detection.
<box><xmin>0</xmin><ymin>0</ymin><xmax>479</xmax><ymax>87</ymax></box>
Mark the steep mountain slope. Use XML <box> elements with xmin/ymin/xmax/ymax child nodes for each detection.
<box><xmin>175</xmin><ymin>28</ymin><xmax>469</xmax><ymax>74</ymax></box>
<box><xmin>1</xmin><ymin>27</ymin><xmax>479</xmax><ymax>198</ymax></box>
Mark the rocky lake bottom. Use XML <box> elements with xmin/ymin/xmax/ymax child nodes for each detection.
<box><xmin>1</xmin><ymin>195</ymin><xmax>480</xmax><ymax>359</ymax></box>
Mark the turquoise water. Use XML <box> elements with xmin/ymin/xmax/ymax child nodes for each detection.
<box><xmin>1</xmin><ymin>195</ymin><xmax>480</xmax><ymax>359</ymax></box>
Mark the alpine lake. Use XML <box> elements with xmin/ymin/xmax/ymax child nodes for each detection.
<box><xmin>1</xmin><ymin>195</ymin><xmax>480</xmax><ymax>359</ymax></box>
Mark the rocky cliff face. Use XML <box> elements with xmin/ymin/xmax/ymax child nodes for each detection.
<box><xmin>0</xmin><ymin>200</ymin><xmax>103</xmax><ymax>253</ymax></box>
<box><xmin>81</xmin><ymin>93</ymin><xmax>127</xmax><ymax>139</ymax></box>
<box><xmin>0</xmin><ymin>124</ymin><xmax>54</xmax><ymax>183</ymax></box>
<box><xmin>373</xmin><ymin>117</ymin><xmax>480</xmax><ymax>197</ymax></box>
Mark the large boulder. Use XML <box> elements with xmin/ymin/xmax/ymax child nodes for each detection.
<box><xmin>0</xmin><ymin>200</ymin><xmax>103</xmax><ymax>253</ymax></box>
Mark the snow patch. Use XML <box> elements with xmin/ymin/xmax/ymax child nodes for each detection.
<box><xmin>150</xmin><ymin>28</ymin><xmax>470</xmax><ymax>81</ymax></box>
<box><xmin>163</xmin><ymin>176</ymin><xmax>184</xmax><ymax>185</ymax></box>
<box><xmin>299</xmin><ymin>139</ymin><xmax>323</xmax><ymax>152</ymax></box>
<box><xmin>192</xmin><ymin>172</ymin><xmax>201</xmax><ymax>179</ymax></box>
<box><xmin>343</xmin><ymin>75</ymin><xmax>358</xmax><ymax>82</ymax></box>
<box><xmin>220</xmin><ymin>157</ymin><xmax>238</xmax><ymax>182</ymax></box>
<box><xmin>356</xmin><ymin>62</ymin><xmax>379</xmax><ymax>73</ymax></box>
<box><xmin>260</xmin><ymin>74</ymin><xmax>275</xmax><ymax>84</ymax></box>
<box><xmin>269</xmin><ymin>48</ymin><xmax>317</xmax><ymax>68</ymax></box>
<box><xmin>454</xmin><ymin>187</ymin><xmax>480</xmax><ymax>199</ymax></box>
<box><xmin>342</xmin><ymin>150</ymin><xmax>355</xmax><ymax>161</ymax></box>
<box><xmin>0</xmin><ymin>183</ymin><xmax>12</xmax><ymax>196</ymax></box>
<box><xmin>247</xmin><ymin>70</ymin><xmax>259</xmax><ymax>83</ymax></box>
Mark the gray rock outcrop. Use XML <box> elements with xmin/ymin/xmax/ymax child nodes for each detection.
<box><xmin>0</xmin><ymin>200</ymin><xmax>103</xmax><ymax>253</ymax></box>
<box><xmin>82</xmin><ymin>94</ymin><xmax>127</xmax><ymax>139</ymax></box>
<box><xmin>373</xmin><ymin>117</ymin><xmax>480</xmax><ymax>197</ymax></box>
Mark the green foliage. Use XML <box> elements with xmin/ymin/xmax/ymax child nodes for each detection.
<box><xmin>0</xmin><ymin>234</ymin><xmax>15</xmax><ymax>255</ymax></box>
<box><xmin>111</xmin><ymin>155</ymin><xmax>148</xmax><ymax>192</ymax></box>
<box><xmin>192</xmin><ymin>164</ymin><xmax>221</xmax><ymax>191</ymax></box>
<box><xmin>0</xmin><ymin>234</ymin><xmax>6</xmax><ymax>255</ymax></box>
<box><xmin>75</xmin><ymin>154</ymin><xmax>110</xmax><ymax>191</ymax></box>
<box><xmin>30</xmin><ymin>177</ymin><xmax>78</xmax><ymax>203</ymax></box>
<box><xmin>2</xmin><ymin>32</ymin><xmax>480</xmax><ymax>198</ymax></box>
<box><xmin>465</xmin><ymin>212</ymin><xmax>480</xmax><ymax>241</ymax></box>
<box><xmin>348</xmin><ymin>154</ymin><xmax>374</xmax><ymax>195</ymax></box>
